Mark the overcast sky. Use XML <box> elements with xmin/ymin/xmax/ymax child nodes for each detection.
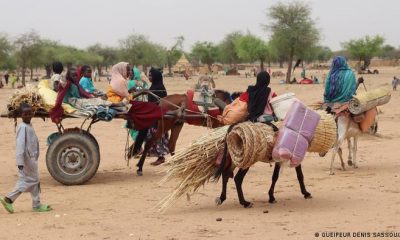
<box><xmin>0</xmin><ymin>0</ymin><xmax>398</xmax><ymax>51</ymax></box>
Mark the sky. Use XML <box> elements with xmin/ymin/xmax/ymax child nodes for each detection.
<box><xmin>0</xmin><ymin>0</ymin><xmax>398</xmax><ymax>51</ymax></box>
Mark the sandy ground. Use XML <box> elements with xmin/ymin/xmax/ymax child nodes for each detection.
<box><xmin>0</xmin><ymin>67</ymin><xmax>400</xmax><ymax>240</ymax></box>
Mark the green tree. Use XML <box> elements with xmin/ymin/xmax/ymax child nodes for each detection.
<box><xmin>87</xmin><ymin>43</ymin><xmax>119</xmax><ymax>72</ymax></box>
<box><xmin>191</xmin><ymin>41</ymin><xmax>218</xmax><ymax>71</ymax></box>
<box><xmin>120</xmin><ymin>34</ymin><xmax>166</xmax><ymax>72</ymax></box>
<box><xmin>217</xmin><ymin>31</ymin><xmax>243</xmax><ymax>66</ymax></box>
<box><xmin>342</xmin><ymin>35</ymin><xmax>385</xmax><ymax>69</ymax></box>
<box><xmin>166</xmin><ymin>36</ymin><xmax>184</xmax><ymax>76</ymax></box>
<box><xmin>0</xmin><ymin>33</ymin><xmax>14</xmax><ymax>70</ymax></box>
<box><xmin>14</xmin><ymin>30</ymin><xmax>42</xmax><ymax>85</ymax></box>
<box><xmin>301</xmin><ymin>45</ymin><xmax>333</xmax><ymax>62</ymax></box>
<box><xmin>266</xmin><ymin>1</ymin><xmax>320</xmax><ymax>83</ymax></box>
<box><xmin>235</xmin><ymin>33</ymin><xmax>269</xmax><ymax>70</ymax></box>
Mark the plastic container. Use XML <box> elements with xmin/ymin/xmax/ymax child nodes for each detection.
<box><xmin>270</xmin><ymin>92</ymin><xmax>297</xmax><ymax>120</ymax></box>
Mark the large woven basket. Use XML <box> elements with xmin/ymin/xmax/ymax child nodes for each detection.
<box><xmin>308</xmin><ymin>110</ymin><xmax>337</xmax><ymax>153</ymax></box>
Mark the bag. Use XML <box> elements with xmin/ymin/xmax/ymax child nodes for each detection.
<box><xmin>218</xmin><ymin>98</ymin><xmax>248</xmax><ymax>125</ymax></box>
<box><xmin>359</xmin><ymin>108</ymin><xmax>377</xmax><ymax>132</ymax></box>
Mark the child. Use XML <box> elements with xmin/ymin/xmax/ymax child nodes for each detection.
<box><xmin>0</xmin><ymin>103</ymin><xmax>52</xmax><ymax>213</ymax></box>
<box><xmin>79</xmin><ymin>65</ymin><xmax>104</xmax><ymax>96</ymax></box>
<box><xmin>51</xmin><ymin>61</ymin><xmax>64</xmax><ymax>92</ymax></box>
<box><xmin>392</xmin><ymin>76</ymin><xmax>399</xmax><ymax>91</ymax></box>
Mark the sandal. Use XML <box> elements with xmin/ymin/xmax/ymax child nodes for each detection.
<box><xmin>150</xmin><ymin>157</ymin><xmax>165</xmax><ymax>166</ymax></box>
<box><xmin>0</xmin><ymin>197</ymin><xmax>14</xmax><ymax>213</ymax></box>
<box><xmin>32</xmin><ymin>204</ymin><xmax>52</xmax><ymax>212</ymax></box>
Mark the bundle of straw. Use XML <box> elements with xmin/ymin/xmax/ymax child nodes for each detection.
<box><xmin>227</xmin><ymin>122</ymin><xmax>276</xmax><ymax>169</ymax></box>
<box><xmin>7</xmin><ymin>85</ymin><xmax>44</xmax><ymax>113</ymax></box>
<box><xmin>349</xmin><ymin>87</ymin><xmax>391</xmax><ymax>114</ymax></box>
<box><xmin>158</xmin><ymin>126</ymin><xmax>229</xmax><ymax>212</ymax></box>
<box><xmin>308</xmin><ymin>110</ymin><xmax>337</xmax><ymax>153</ymax></box>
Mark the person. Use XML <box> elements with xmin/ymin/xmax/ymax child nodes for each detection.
<box><xmin>128</xmin><ymin>67</ymin><xmax>148</xmax><ymax>101</ymax></box>
<box><xmin>242</xmin><ymin>71</ymin><xmax>277</xmax><ymax>123</ymax></box>
<box><xmin>133</xmin><ymin>68</ymin><xmax>169</xmax><ymax>166</ymax></box>
<box><xmin>392</xmin><ymin>76</ymin><xmax>399</xmax><ymax>91</ymax></box>
<box><xmin>324</xmin><ymin>56</ymin><xmax>356</xmax><ymax>106</ymax></box>
<box><xmin>93</xmin><ymin>68</ymin><xmax>99</xmax><ymax>82</ymax></box>
<box><xmin>10</xmin><ymin>73</ymin><xmax>17</xmax><ymax>89</ymax></box>
<box><xmin>106</xmin><ymin>62</ymin><xmax>131</xmax><ymax>103</ymax></box>
<box><xmin>0</xmin><ymin>103</ymin><xmax>52</xmax><ymax>213</ymax></box>
<box><xmin>4</xmin><ymin>71</ymin><xmax>9</xmax><ymax>85</ymax></box>
<box><xmin>50</xmin><ymin>61</ymin><xmax>64</xmax><ymax>91</ymax></box>
<box><xmin>79</xmin><ymin>65</ymin><xmax>104</xmax><ymax>96</ymax></box>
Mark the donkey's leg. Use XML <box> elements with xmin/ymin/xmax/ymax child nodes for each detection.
<box><xmin>295</xmin><ymin>164</ymin><xmax>312</xmax><ymax>199</ymax></box>
<box><xmin>168</xmin><ymin>122</ymin><xmax>184</xmax><ymax>156</ymax></box>
<box><xmin>234</xmin><ymin>168</ymin><xmax>252</xmax><ymax>208</ymax></box>
<box><xmin>352</xmin><ymin>136</ymin><xmax>358</xmax><ymax>168</ymax></box>
<box><xmin>268</xmin><ymin>163</ymin><xmax>281</xmax><ymax>203</ymax></box>
<box><xmin>347</xmin><ymin>138</ymin><xmax>353</xmax><ymax>166</ymax></box>
<box><xmin>338</xmin><ymin>147</ymin><xmax>346</xmax><ymax>171</ymax></box>
<box><xmin>215</xmin><ymin>169</ymin><xmax>231</xmax><ymax>205</ymax></box>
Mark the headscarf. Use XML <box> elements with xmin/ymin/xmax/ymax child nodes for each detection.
<box><xmin>148</xmin><ymin>68</ymin><xmax>167</xmax><ymax>103</ymax></box>
<box><xmin>133</xmin><ymin>67</ymin><xmax>141</xmax><ymax>81</ymax></box>
<box><xmin>110</xmin><ymin>62</ymin><xmax>129</xmax><ymax>98</ymax></box>
<box><xmin>247</xmin><ymin>71</ymin><xmax>271</xmax><ymax>122</ymax></box>
<box><xmin>324</xmin><ymin>56</ymin><xmax>356</xmax><ymax>103</ymax></box>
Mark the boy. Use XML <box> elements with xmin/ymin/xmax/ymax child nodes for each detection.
<box><xmin>51</xmin><ymin>61</ymin><xmax>64</xmax><ymax>92</ymax></box>
<box><xmin>0</xmin><ymin>103</ymin><xmax>52</xmax><ymax>213</ymax></box>
<box><xmin>79</xmin><ymin>65</ymin><xmax>104</xmax><ymax>96</ymax></box>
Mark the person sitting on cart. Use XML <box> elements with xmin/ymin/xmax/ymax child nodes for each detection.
<box><xmin>128</xmin><ymin>67</ymin><xmax>148</xmax><ymax>102</ymax></box>
<box><xmin>79</xmin><ymin>65</ymin><xmax>105</xmax><ymax>97</ymax></box>
<box><xmin>106</xmin><ymin>62</ymin><xmax>132</xmax><ymax>103</ymax></box>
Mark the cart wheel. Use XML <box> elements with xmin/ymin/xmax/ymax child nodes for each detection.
<box><xmin>46</xmin><ymin>132</ymin><xmax>100</xmax><ymax>185</ymax></box>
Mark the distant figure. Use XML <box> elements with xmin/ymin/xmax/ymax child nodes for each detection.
<box><xmin>10</xmin><ymin>74</ymin><xmax>17</xmax><ymax>89</ymax></box>
<box><xmin>392</xmin><ymin>76</ymin><xmax>399</xmax><ymax>91</ymax></box>
<box><xmin>93</xmin><ymin>68</ymin><xmax>99</xmax><ymax>82</ymax></box>
<box><xmin>4</xmin><ymin>72</ymin><xmax>9</xmax><ymax>85</ymax></box>
<box><xmin>0</xmin><ymin>103</ymin><xmax>52</xmax><ymax>213</ymax></box>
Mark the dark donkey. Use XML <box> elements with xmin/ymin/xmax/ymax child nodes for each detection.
<box><xmin>132</xmin><ymin>90</ymin><xmax>234</xmax><ymax>176</ymax></box>
<box><xmin>214</xmin><ymin>125</ymin><xmax>312</xmax><ymax>208</ymax></box>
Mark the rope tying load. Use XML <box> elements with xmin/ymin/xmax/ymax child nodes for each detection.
<box><xmin>227</xmin><ymin>122</ymin><xmax>277</xmax><ymax>169</ymax></box>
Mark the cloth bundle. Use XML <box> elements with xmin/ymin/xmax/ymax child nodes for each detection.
<box><xmin>218</xmin><ymin>98</ymin><xmax>248</xmax><ymax>125</ymax></box>
<box><xmin>96</xmin><ymin>107</ymin><xmax>117</xmax><ymax>121</ymax></box>
<box><xmin>348</xmin><ymin>87</ymin><xmax>391</xmax><ymax>114</ymax></box>
<box><xmin>272</xmin><ymin>101</ymin><xmax>320</xmax><ymax>167</ymax></box>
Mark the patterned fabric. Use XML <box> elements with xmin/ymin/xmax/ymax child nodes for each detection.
<box><xmin>147</xmin><ymin>127</ymin><xmax>169</xmax><ymax>158</ymax></box>
<box><xmin>324</xmin><ymin>56</ymin><xmax>356</xmax><ymax>103</ymax></box>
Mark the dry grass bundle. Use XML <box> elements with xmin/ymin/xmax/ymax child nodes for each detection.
<box><xmin>7</xmin><ymin>84</ymin><xmax>44</xmax><ymax>113</ymax></box>
<box><xmin>349</xmin><ymin>87</ymin><xmax>391</xmax><ymax>114</ymax></box>
<box><xmin>308</xmin><ymin>110</ymin><xmax>337</xmax><ymax>153</ymax></box>
<box><xmin>157</xmin><ymin>126</ymin><xmax>229</xmax><ymax>212</ymax></box>
<box><xmin>227</xmin><ymin>122</ymin><xmax>276</xmax><ymax>169</ymax></box>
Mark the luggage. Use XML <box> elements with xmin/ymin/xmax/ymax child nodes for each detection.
<box><xmin>272</xmin><ymin>101</ymin><xmax>320</xmax><ymax>166</ymax></box>
<box><xmin>218</xmin><ymin>98</ymin><xmax>248</xmax><ymax>125</ymax></box>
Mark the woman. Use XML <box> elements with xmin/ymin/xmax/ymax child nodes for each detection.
<box><xmin>106</xmin><ymin>62</ymin><xmax>131</xmax><ymax>103</ymax></box>
<box><xmin>128</xmin><ymin>67</ymin><xmax>148</xmax><ymax>102</ymax></box>
<box><xmin>241</xmin><ymin>71</ymin><xmax>276</xmax><ymax>122</ymax></box>
<box><xmin>324</xmin><ymin>56</ymin><xmax>356</xmax><ymax>105</ymax></box>
<box><xmin>134</xmin><ymin>68</ymin><xmax>169</xmax><ymax>166</ymax></box>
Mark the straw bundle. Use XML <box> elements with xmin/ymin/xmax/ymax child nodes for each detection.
<box><xmin>227</xmin><ymin>122</ymin><xmax>276</xmax><ymax>168</ymax></box>
<box><xmin>349</xmin><ymin>87</ymin><xmax>391</xmax><ymax>114</ymax></box>
<box><xmin>158</xmin><ymin>126</ymin><xmax>229</xmax><ymax>211</ymax></box>
<box><xmin>7</xmin><ymin>85</ymin><xmax>45</xmax><ymax>113</ymax></box>
<box><xmin>308</xmin><ymin>110</ymin><xmax>337</xmax><ymax>153</ymax></box>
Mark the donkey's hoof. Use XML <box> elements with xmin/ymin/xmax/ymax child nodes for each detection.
<box><xmin>353</xmin><ymin>164</ymin><xmax>358</xmax><ymax>169</ymax></box>
<box><xmin>304</xmin><ymin>193</ymin><xmax>312</xmax><ymax>199</ymax></box>
<box><xmin>242</xmin><ymin>201</ymin><xmax>253</xmax><ymax>208</ymax></box>
<box><xmin>215</xmin><ymin>197</ymin><xmax>224</xmax><ymax>205</ymax></box>
<box><xmin>136</xmin><ymin>170</ymin><xmax>143</xmax><ymax>176</ymax></box>
<box><xmin>329</xmin><ymin>171</ymin><xmax>335</xmax><ymax>175</ymax></box>
<box><xmin>268</xmin><ymin>198</ymin><xmax>277</xmax><ymax>204</ymax></box>
<box><xmin>347</xmin><ymin>160</ymin><xmax>353</xmax><ymax>166</ymax></box>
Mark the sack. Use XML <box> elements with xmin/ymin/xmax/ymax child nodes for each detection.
<box><xmin>359</xmin><ymin>108</ymin><xmax>377</xmax><ymax>132</ymax></box>
<box><xmin>218</xmin><ymin>98</ymin><xmax>248</xmax><ymax>125</ymax></box>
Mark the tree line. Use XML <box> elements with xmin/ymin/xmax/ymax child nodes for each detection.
<box><xmin>0</xmin><ymin>1</ymin><xmax>399</xmax><ymax>85</ymax></box>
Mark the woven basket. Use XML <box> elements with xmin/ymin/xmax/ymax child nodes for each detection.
<box><xmin>308</xmin><ymin>110</ymin><xmax>337</xmax><ymax>153</ymax></box>
<box><xmin>227</xmin><ymin>122</ymin><xmax>276</xmax><ymax>169</ymax></box>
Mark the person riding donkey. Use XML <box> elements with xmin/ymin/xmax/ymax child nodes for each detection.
<box><xmin>194</xmin><ymin>75</ymin><xmax>216</xmax><ymax>112</ymax></box>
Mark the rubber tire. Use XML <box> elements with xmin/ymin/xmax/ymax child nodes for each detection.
<box><xmin>46</xmin><ymin>132</ymin><xmax>100</xmax><ymax>185</ymax></box>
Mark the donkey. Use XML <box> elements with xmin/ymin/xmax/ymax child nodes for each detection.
<box><xmin>214</xmin><ymin>125</ymin><xmax>312</xmax><ymax>208</ymax></box>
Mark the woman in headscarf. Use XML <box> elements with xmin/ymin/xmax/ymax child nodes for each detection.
<box><xmin>243</xmin><ymin>71</ymin><xmax>276</xmax><ymax>122</ymax></box>
<box><xmin>128</xmin><ymin>67</ymin><xmax>148</xmax><ymax>102</ymax></box>
<box><xmin>106</xmin><ymin>62</ymin><xmax>131</xmax><ymax>103</ymax></box>
<box><xmin>133</xmin><ymin>68</ymin><xmax>169</xmax><ymax>166</ymax></box>
<box><xmin>324</xmin><ymin>56</ymin><xmax>356</xmax><ymax>105</ymax></box>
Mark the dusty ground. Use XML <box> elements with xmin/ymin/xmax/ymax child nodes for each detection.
<box><xmin>0</xmin><ymin>67</ymin><xmax>399</xmax><ymax>240</ymax></box>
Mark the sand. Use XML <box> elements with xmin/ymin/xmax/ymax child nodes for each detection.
<box><xmin>0</xmin><ymin>67</ymin><xmax>399</xmax><ymax>240</ymax></box>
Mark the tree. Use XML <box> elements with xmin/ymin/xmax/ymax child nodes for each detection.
<box><xmin>166</xmin><ymin>36</ymin><xmax>184</xmax><ymax>76</ymax></box>
<box><xmin>120</xmin><ymin>34</ymin><xmax>166</xmax><ymax>72</ymax></box>
<box><xmin>301</xmin><ymin>45</ymin><xmax>333</xmax><ymax>63</ymax></box>
<box><xmin>14</xmin><ymin>30</ymin><xmax>42</xmax><ymax>85</ymax></box>
<box><xmin>342</xmin><ymin>35</ymin><xmax>385</xmax><ymax>69</ymax></box>
<box><xmin>87</xmin><ymin>43</ymin><xmax>119</xmax><ymax>72</ymax></box>
<box><xmin>266</xmin><ymin>1</ymin><xmax>320</xmax><ymax>83</ymax></box>
<box><xmin>217</xmin><ymin>31</ymin><xmax>243</xmax><ymax>66</ymax></box>
<box><xmin>235</xmin><ymin>34</ymin><xmax>269</xmax><ymax>70</ymax></box>
<box><xmin>191</xmin><ymin>41</ymin><xmax>218</xmax><ymax>71</ymax></box>
<box><xmin>0</xmin><ymin>33</ymin><xmax>14</xmax><ymax>70</ymax></box>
